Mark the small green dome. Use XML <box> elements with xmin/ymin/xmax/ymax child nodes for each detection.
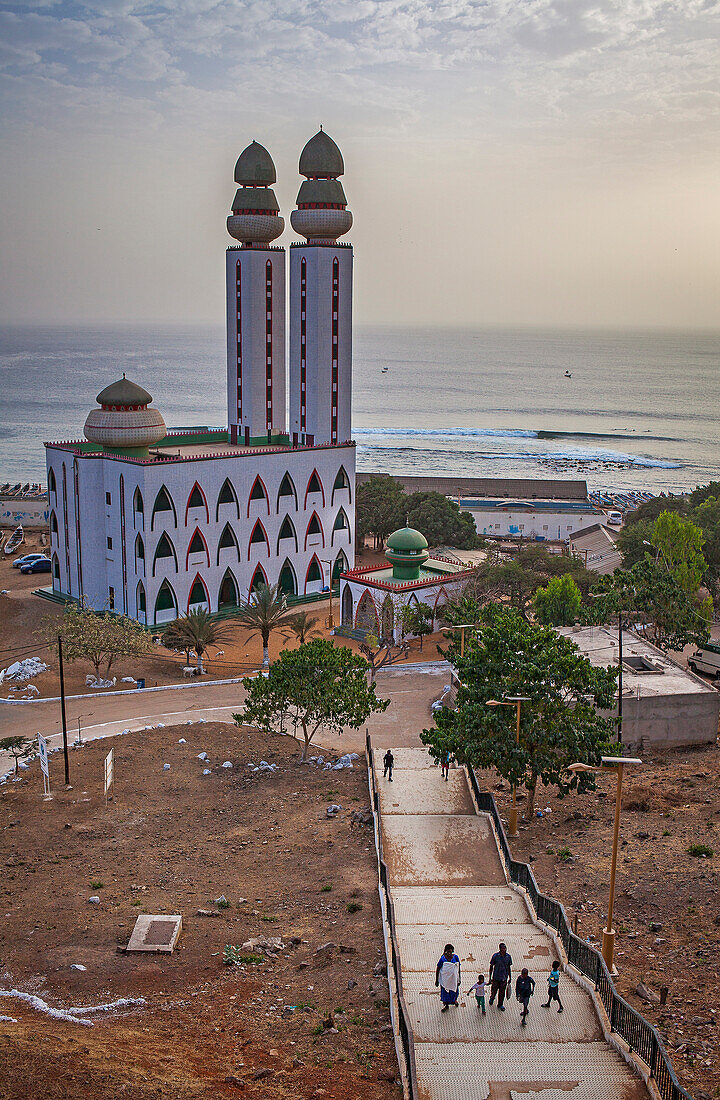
<box><xmin>299</xmin><ymin>129</ymin><xmax>344</xmax><ymax>179</ymax></box>
<box><xmin>234</xmin><ymin>141</ymin><xmax>277</xmax><ymax>185</ymax></box>
<box><xmin>387</xmin><ymin>526</ymin><xmax>428</xmax><ymax>553</ymax></box>
<box><xmin>96</xmin><ymin>375</ymin><xmax>153</xmax><ymax>407</ymax></box>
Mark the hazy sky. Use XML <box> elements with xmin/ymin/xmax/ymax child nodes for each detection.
<box><xmin>1</xmin><ymin>0</ymin><xmax>719</xmax><ymax>328</ymax></box>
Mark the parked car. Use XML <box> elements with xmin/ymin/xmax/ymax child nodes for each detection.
<box><xmin>606</xmin><ymin>511</ymin><xmax>623</xmax><ymax>526</ymax></box>
<box><xmin>12</xmin><ymin>553</ymin><xmax>45</xmax><ymax>569</ymax></box>
<box><xmin>688</xmin><ymin>642</ymin><xmax>720</xmax><ymax>680</ymax></box>
<box><xmin>20</xmin><ymin>557</ymin><xmax>51</xmax><ymax>574</ymax></box>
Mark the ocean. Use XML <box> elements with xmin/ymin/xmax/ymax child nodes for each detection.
<box><xmin>1</xmin><ymin>324</ymin><xmax>719</xmax><ymax>494</ymax></box>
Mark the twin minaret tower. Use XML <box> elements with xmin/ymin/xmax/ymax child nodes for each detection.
<box><xmin>226</xmin><ymin>130</ymin><xmax>353</xmax><ymax>448</ymax></box>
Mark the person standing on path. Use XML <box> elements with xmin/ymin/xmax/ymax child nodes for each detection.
<box><xmin>441</xmin><ymin>751</ymin><xmax>451</xmax><ymax>781</ymax></box>
<box><xmin>542</xmin><ymin>961</ymin><xmax>564</xmax><ymax>1012</ymax></box>
<box><xmin>488</xmin><ymin>942</ymin><xmax>513</xmax><ymax>1010</ymax></box>
<box><xmin>466</xmin><ymin>973</ymin><xmax>486</xmax><ymax>1015</ymax></box>
<box><xmin>383</xmin><ymin>749</ymin><xmax>394</xmax><ymax>781</ymax></box>
<box><xmin>515</xmin><ymin>968</ymin><xmax>535</xmax><ymax>1026</ymax></box>
<box><xmin>435</xmin><ymin>943</ymin><xmax>461</xmax><ymax>1012</ymax></box>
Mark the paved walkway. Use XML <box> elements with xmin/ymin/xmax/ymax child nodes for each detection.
<box><xmin>375</xmin><ymin>747</ymin><xmax>650</xmax><ymax>1100</ymax></box>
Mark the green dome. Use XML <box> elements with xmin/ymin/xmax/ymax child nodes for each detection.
<box><xmin>234</xmin><ymin>141</ymin><xmax>277</xmax><ymax>185</ymax></box>
<box><xmin>299</xmin><ymin>129</ymin><xmax>344</xmax><ymax>179</ymax></box>
<box><xmin>96</xmin><ymin>375</ymin><xmax>153</xmax><ymax>408</ymax></box>
<box><xmin>387</xmin><ymin>526</ymin><xmax>428</xmax><ymax>553</ymax></box>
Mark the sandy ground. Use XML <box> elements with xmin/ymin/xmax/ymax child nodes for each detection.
<box><xmin>0</xmin><ymin>722</ymin><xmax>402</xmax><ymax>1100</ymax></box>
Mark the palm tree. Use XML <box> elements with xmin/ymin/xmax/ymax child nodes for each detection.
<box><xmin>164</xmin><ymin>608</ymin><xmax>235</xmax><ymax>672</ymax></box>
<box><xmin>288</xmin><ymin>610</ymin><xmax>321</xmax><ymax>646</ymax></box>
<box><xmin>235</xmin><ymin>583</ymin><xmax>293</xmax><ymax>668</ymax></box>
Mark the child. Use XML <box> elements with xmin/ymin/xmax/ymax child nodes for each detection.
<box><xmin>541</xmin><ymin>961</ymin><xmax>564</xmax><ymax>1012</ymax></box>
<box><xmin>515</xmin><ymin>967</ymin><xmax>535</xmax><ymax>1026</ymax></box>
<box><xmin>466</xmin><ymin>973</ymin><xmax>486</xmax><ymax>1015</ymax></box>
<box><xmin>441</xmin><ymin>751</ymin><xmax>451</xmax><ymax>781</ymax></box>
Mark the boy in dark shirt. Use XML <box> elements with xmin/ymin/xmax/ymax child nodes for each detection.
<box><xmin>515</xmin><ymin>968</ymin><xmax>535</xmax><ymax>1025</ymax></box>
<box><xmin>383</xmin><ymin>749</ymin><xmax>394</xmax><ymax>781</ymax></box>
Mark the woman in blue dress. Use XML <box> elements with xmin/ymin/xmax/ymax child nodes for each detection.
<box><xmin>435</xmin><ymin>943</ymin><xmax>461</xmax><ymax>1012</ymax></box>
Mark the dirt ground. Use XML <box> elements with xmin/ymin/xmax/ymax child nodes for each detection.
<box><xmin>475</xmin><ymin>742</ymin><xmax>720</xmax><ymax>1099</ymax></box>
<box><xmin>0</xmin><ymin>722</ymin><xmax>401</xmax><ymax>1099</ymax></box>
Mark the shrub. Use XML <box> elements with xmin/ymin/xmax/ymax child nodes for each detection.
<box><xmin>347</xmin><ymin>902</ymin><xmax>363</xmax><ymax>914</ymax></box>
<box><xmin>688</xmin><ymin>843</ymin><xmax>714</xmax><ymax>858</ymax></box>
<box><xmin>557</xmin><ymin>846</ymin><xmax>573</xmax><ymax>862</ymax></box>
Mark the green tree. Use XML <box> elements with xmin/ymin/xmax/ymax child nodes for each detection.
<box><xmin>355</xmin><ymin>475</ymin><xmax>406</xmax><ymax>549</ymax></box>
<box><xmin>288</xmin><ymin>610</ymin><xmax>322</xmax><ymax>645</ymax></box>
<box><xmin>235</xmin><ymin>638</ymin><xmax>389</xmax><ymax>760</ymax></box>
<box><xmin>400</xmin><ymin>601</ymin><xmax>434</xmax><ymax>650</ymax></box>
<box><xmin>689</xmin><ymin>482</ymin><xmax>720</xmax><ymax>508</ymax></box>
<box><xmin>42</xmin><ymin>602</ymin><xmax>154</xmax><ymax>682</ymax></box>
<box><xmin>421</xmin><ymin>605</ymin><xmax>617</xmax><ymax>819</ymax></box>
<box><xmin>532</xmin><ymin>574</ymin><xmax>582</xmax><ymax>626</ymax></box>
<box><xmin>616</xmin><ymin>519</ymin><xmax>654</xmax><ymax>568</ymax></box>
<box><xmin>161</xmin><ymin>608</ymin><xmax>235</xmax><ymax>671</ymax></box>
<box><xmin>234</xmin><ymin>583</ymin><xmax>293</xmax><ymax>668</ymax></box>
<box><xmin>405</xmin><ymin>491</ymin><xmax>480</xmax><ymax>550</ymax></box>
<box><xmin>358</xmin><ymin>633</ymin><xmax>409</xmax><ymax>681</ymax></box>
<box><xmin>0</xmin><ymin>736</ymin><xmax>33</xmax><ymax>776</ymax></box>
<box><xmin>650</xmin><ymin>511</ymin><xmax>708</xmax><ymax>598</ymax></box>
<box><xmin>440</xmin><ymin>593</ymin><xmax>483</xmax><ymax>627</ymax></box>
<box><xmin>692</xmin><ymin>494</ymin><xmax>720</xmax><ymax>599</ymax></box>
<box><xmin>623</xmin><ymin>495</ymin><xmax>687</xmax><ymax>527</ymax></box>
<box><xmin>462</xmin><ymin>547</ymin><xmax>593</xmax><ymax>619</ymax></box>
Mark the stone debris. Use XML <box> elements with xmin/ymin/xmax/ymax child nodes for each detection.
<box><xmin>163</xmin><ymin>764</ymin><xmax>170</xmax><ymax>770</ymax></box>
<box><xmin>202</xmin><ymin>768</ymin><xmax>211</xmax><ymax>776</ymax></box>
<box><xmin>241</xmin><ymin>936</ymin><xmax>285</xmax><ymax>953</ymax></box>
<box><xmin>86</xmin><ymin>675</ymin><xmax>116</xmax><ymax>689</ymax></box>
<box><xmin>0</xmin><ymin>657</ymin><xmax>48</xmax><ymax>684</ymax></box>
<box><xmin>350</xmin><ymin>808</ymin><xmax>373</xmax><ymax>828</ymax></box>
<box><xmin>197</xmin><ymin>752</ymin><xmax>209</xmax><ymax>761</ymax></box>
<box><xmin>222</xmin><ymin>761</ymin><xmax>233</xmax><ymax>768</ymax></box>
<box><xmin>196</xmin><ymin>909</ymin><xmax>221</xmax><ymax>918</ymax></box>
<box><xmin>0</xmin><ymin>990</ymin><xmax>144</xmax><ymax>1027</ymax></box>
<box><xmin>88</xmin><ymin>896</ymin><xmax>101</xmax><ymax>905</ymax></box>
<box><xmin>121</xmin><ymin>677</ymin><xmax>136</xmax><ymax>684</ymax></box>
<box><xmin>247</xmin><ymin>760</ymin><xmax>278</xmax><ymax>774</ymax></box>
<box><xmin>178</xmin><ymin>738</ymin><xmax>187</xmax><ymax>744</ymax></box>
<box><xmin>70</xmin><ymin>964</ymin><xmax>87</xmax><ymax>971</ymax></box>
<box><xmin>326</xmin><ymin>804</ymin><xmax>342</xmax><ymax>817</ymax></box>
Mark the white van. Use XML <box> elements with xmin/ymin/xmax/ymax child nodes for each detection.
<box><xmin>688</xmin><ymin>642</ymin><xmax>720</xmax><ymax>680</ymax></box>
<box><xmin>606</xmin><ymin>511</ymin><xmax>623</xmax><ymax>526</ymax></box>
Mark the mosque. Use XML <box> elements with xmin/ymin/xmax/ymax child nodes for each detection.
<box><xmin>45</xmin><ymin>130</ymin><xmax>356</xmax><ymax>625</ymax></box>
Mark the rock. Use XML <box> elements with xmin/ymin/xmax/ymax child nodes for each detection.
<box><xmin>350</xmin><ymin>808</ymin><xmax>373</xmax><ymax>828</ymax></box>
<box><xmin>163</xmin><ymin>763</ymin><xmax>170</xmax><ymax>770</ymax></box>
<box><xmin>252</xmin><ymin>1068</ymin><xmax>273</xmax><ymax>1080</ymax></box>
<box><xmin>649</xmin><ymin>922</ymin><xmax>663</xmax><ymax>932</ymax></box>
<box><xmin>222</xmin><ymin>761</ymin><xmax>233</xmax><ymax>768</ymax></box>
<box><xmin>378</xmin><ymin>1069</ymin><xmax>396</xmax><ymax>1081</ymax></box>
<box><xmin>242</xmin><ymin>936</ymin><xmax>284</xmax><ymax>953</ymax></box>
<box><xmin>70</xmin><ymin>964</ymin><xmax>87</xmax><ymax>971</ymax></box>
<box><xmin>88</xmin><ymin>896</ymin><xmax>101</xmax><ymax>905</ymax></box>
<box><xmin>315</xmin><ymin>941</ymin><xmax>337</xmax><ymax>955</ymax></box>
<box><xmin>291</xmin><ymin>1057</ymin><xmax>303</xmax><ymax>1068</ymax></box>
<box><xmin>224</xmin><ymin>1076</ymin><xmax>244</xmax><ymax>1088</ymax></box>
<box><xmin>373</xmin><ymin>962</ymin><xmax>386</xmax><ymax>977</ymax></box>
<box><xmin>326</xmin><ymin>804</ymin><xmax>342</xmax><ymax>817</ymax></box>
<box><xmin>197</xmin><ymin>752</ymin><xmax>209</xmax><ymax>761</ymax></box>
<box><xmin>636</xmin><ymin>981</ymin><xmax>661</xmax><ymax>1004</ymax></box>
<box><xmin>347</xmin><ymin>979</ymin><xmax>358</xmax><ymax>989</ymax></box>
<box><xmin>202</xmin><ymin>769</ymin><xmax>211</xmax><ymax>775</ymax></box>
<box><xmin>178</xmin><ymin>738</ymin><xmax>187</xmax><ymax>744</ymax></box>
<box><xmin>196</xmin><ymin>909</ymin><xmax>221</xmax><ymax>918</ymax></box>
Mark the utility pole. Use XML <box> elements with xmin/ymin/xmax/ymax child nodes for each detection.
<box><xmin>617</xmin><ymin>610</ymin><xmax>623</xmax><ymax>745</ymax></box>
<box><xmin>58</xmin><ymin>635</ymin><xmax>70</xmax><ymax>787</ymax></box>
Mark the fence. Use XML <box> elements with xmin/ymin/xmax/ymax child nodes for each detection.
<box><xmin>465</xmin><ymin>766</ymin><xmax>693</xmax><ymax>1100</ymax></box>
<box><xmin>366</xmin><ymin>732</ymin><xmax>419</xmax><ymax>1100</ymax></box>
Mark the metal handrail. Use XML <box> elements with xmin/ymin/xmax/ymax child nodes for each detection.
<box><xmin>465</xmin><ymin>766</ymin><xmax>693</xmax><ymax>1100</ymax></box>
<box><xmin>366</xmin><ymin>732</ymin><xmax>419</xmax><ymax>1100</ymax></box>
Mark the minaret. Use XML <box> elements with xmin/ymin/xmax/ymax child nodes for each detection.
<box><xmin>226</xmin><ymin>141</ymin><xmax>286</xmax><ymax>445</ymax></box>
<box><xmin>289</xmin><ymin>130</ymin><xmax>353</xmax><ymax>447</ymax></box>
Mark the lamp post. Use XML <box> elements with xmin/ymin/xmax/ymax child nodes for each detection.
<box><xmin>75</xmin><ymin>711</ymin><xmax>94</xmax><ymax>747</ymax></box>
<box><xmin>487</xmin><ymin>696</ymin><xmax>531</xmax><ymax>838</ymax></box>
<box><xmin>320</xmin><ymin>558</ymin><xmax>335</xmax><ymax>630</ymax></box>
<box><xmin>440</xmin><ymin>623</ymin><xmax>477</xmax><ymax>658</ymax></box>
<box><xmin>568</xmin><ymin>755</ymin><xmax>642</xmax><ymax>973</ymax></box>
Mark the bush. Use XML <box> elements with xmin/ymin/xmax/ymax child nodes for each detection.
<box><xmin>346</xmin><ymin>902</ymin><xmax>363</xmax><ymax>914</ymax></box>
<box><xmin>688</xmin><ymin>843</ymin><xmax>714</xmax><ymax>858</ymax></box>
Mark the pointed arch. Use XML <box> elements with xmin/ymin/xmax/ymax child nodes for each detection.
<box><xmin>332</xmin><ymin>465</ymin><xmax>351</xmax><ymax>505</ymax></box>
<box><xmin>48</xmin><ymin>467</ymin><xmax>57</xmax><ymax>495</ymax></box>
<box><xmin>331</xmin><ymin>506</ymin><xmax>350</xmax><ymax>545</ymax></box>
<box><xmin>51</xmin><ymin>553</ymin><xmax>60</xmax><ymax>586</ymax></box>
<box><xmin>248</xmin><ymin>518</ymin><xmax>270</xmax><ymax>557</ymax></box>
<box><xmin>216</xmin><ymin>477</ymin><xmax>239</xmax><ymax>521</ymax></box>
<box><xmin>136</xmin><ymin>580</ymin><xmax>146</xmax><ymax>621</ymax></box>
<box><xmin>381</xmin><ymin>594</ymin><xmax>394</xmax><ymax>643</ymax></box>
<box><xmin>278</xmin><ymin>558</ymin><xmax>298</xmax><ymax>596</ymax></box>
<box><xmin>217</xmin><ymin>522</ymin><xmax>240</xmax><ymax>564</ymax></box>
<box><xmin>135</xmin><ymin>532</ymin><xmax>145</xmax><ymax>574</ymax></box>
<box><xmin>341</xmin><ymin>583</ymin><xmax>353</xmax><ymax>626</ymax></box>
<box><xmin>249</xmin><ymin>563</ymin><xmax>268</xmax><ymax>595</ymax></box>
<box><xmin>151</xmin><ymin>485</ymin><xmax>177</xmax><ymax>531</ymax></box>
<box><xmin>50</xmin><ymin>509</ymin><xmax>58</xmax><ymax>536</ymax></box>
<box><xmin>185</xmin><ymin>481</ymin><xmax>209</xmax><ymax>525</ymax></box>
<box><xmin>304</xmin><ymin>510</ymin><xmax>325</xmax><ymax>550</ymax></box>
<box><xmin>154</xmin><ymin>579</ymin><xmax>178</xmax><ymax>623</ymax></box>
<box><xmin>153</xmin><ymin>532</ymin><xmax>178</xmax><ymax>576</ymax></box>
<box><xmin>187</xmin><ymin>573</ymin><xmax>210</xmax><ymax>612</ymax></box>
<box><xmin>133</xmin><ymin>487</ymin><xmax>144</xmax><ymax>527</ymax></box>
<box><xmin>277</xmin><ymin>514</ymin><xmax>298</xmax><ymax>554</ymax></box>
<box><xmin>276</xmin><ymin>471</ymin><xmax>298</xmax><ymax>512</ymax></box>
<box><xmin>304</xmin><ymin>468</ymin><xmax>325</xmax><ymax>508</ymax></box>
<box><xmin>218</xmin><ymin>568</ymin><xmax>239</xmax><ymax>609</ymax></box>
<box><xmin>332</xmin><ymin>550</ymin><xmax>348</xmax><ymax>585</ymax></box>
<box><xmin>433</xmin><ymin>586</ymin><xmax>449</xmax><ymax>612</ymax></box>
<box><xmin>304</xmin><ymin>553</ymin><xmax>324</xmax><ymax>594</ymax></box>
<box><xmin>355</xmin><ymin>590</ymin><xmax>380</xmax><ymax>635</ymax></box>
<box><xmin>186</xmin><ymin>526</ymin><xmax>210</xmax><ymax>568</ymax></box>
<box><xmin>247</xmin><ymin>473</ymin><xmax>270</xmax><ymax>517</ymax></box>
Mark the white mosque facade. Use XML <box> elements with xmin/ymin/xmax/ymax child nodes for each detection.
<box><xmin>45</xmin><ymin>131</ymin><xmax>356</xmax><ymax>625</ymax></box>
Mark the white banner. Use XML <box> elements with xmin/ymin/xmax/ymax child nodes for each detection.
<box><xmin>37</xmin><ymin>734</ymin><xmax>49</xmax><ymax>779</ymax></box>
<box><xmin>104</xmin><ymin>748</ymin><xmax>114</xmax><ymax>796</ymax></box>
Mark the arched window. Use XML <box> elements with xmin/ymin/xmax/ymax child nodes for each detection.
<box><xmin>50</xmin><ymin>510</ymin><xmax>58</xmax><ymax>536</ymax></box>
<box><xmin>216</xmin><ymin>478</ymin><xmax>239</xmax><ymax>520</ymax></box>
<box><xmin>277</xmin><ymin>472</ymin><xmax>298</xmax><ymax>512</ymax></box>
<box><xmin>304</xmin><ymin>469</ymin><xmax>325</xmax><ymax>508</ymax></box>
<box><xmin>341</xmin><ymin>584</ymin><xmax>353</xmax><ymax>626</ymax></box>
<box><xmin>219</xmin><ymin>569</ymin><xmax>239</xmax><ymax>609</ymax></box>
<box><xmin>136</xmin><ymin>581</ymin><xmax>146</xmax><ymax>619</ymax></box>
<box><xmin>331</xmin><ymin>507</ymin><xmax>349</xmax><ymax>545</ymax></box>
<box><xmin>332</xmin><ymin>465</ymin><xmax>351</xmax><ymax>504</ymax></box>
<box><xmin>154</xmin><ymin>579</ymin><xmax>178</xmax><ymax>623</ymax></box>
<box><xmin>247</xmin><ymin>475</ymin><xmax>270</xmax><ymax>516</ymax></box>
<box><xmin>217</xmin><ymin>522</ymin><xmax>240</xmax><ymax>564</ymax></box>
<box><xmin>278</xmin><ymin>559</ymin><xmax>297</xmax><ymax>596</ymax></box>
<box><xmin>305</xmin><ymin>555</ymin><xmax>323</xmax><ymax>594</ymax></box>
<box><xmin>185</xmin><ymin>481</ymin><xmax>208</xmax><ymax>525</ymax></box>
<box><xmin>332</xmin><ymin>550</ymin><xmax>348</xmax><ymax>585</ymax></box>
<box><xmin>186</xmin><ymin>527</ymin><xmax>209</xmax><ymax>565</ymax></box>
<box><xmin>304</xmin><ymin>511</ymin><xmax>325</xmax><ymax>550</ymax></box>
<box><xmin>135</xmin><ymin>533</ymin><xmax>145</xmax><ymax>574</ymax></box>
<box><xmin>381</xmin><ymin>595</ymin><xmax>394</xmax><ymax>644</ymax></box>
<box><xmin>355</xmin><ymin>590</ymin><xmax>379</xmax><ymax>635</ymax></box>
<box><xmin>250</xmin><ymin>563</ymin><xmax>268</xmax><ymax>594</ymax></box>
<box><xmin>52</xmin><ymin>553</ymin><xmax>60</xmax><ymax>585</ymax></box>
<box><xmin>48</xmin><ymin>468</ymin><xmax>56</xmax><ymax>495</ymax></box>
<box><xmin>277</xmin><ymin>515</ymin><xmax>298</xmax><ymax>554</ymax></box>
<box><xmin>188</xmin><ymin>574</ymin><xmax>210</xmax><ymax>611</ymax></box>
<box><xmin>248</xmin><ymin>519</ymin><xmax>270</xmax><ymax>556</ymax></box>
<box><xmin>133</xmin><ymin>487</ymin><xmax>144</xmax><ymax>524</ymax></box>
<box><xmin>151</xmin><ymin>486</ymin><xmax>177</xmax><ymax>531</ymax></box>
<box><xmin>153</xmin><ymin>532</ymin><xmax>178</xmax><ymax>576</ymax></box>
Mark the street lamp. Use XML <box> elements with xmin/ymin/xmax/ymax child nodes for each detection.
<box><xmin>487</xmin><ymin>696</ymin><xmax>531</xmax><ymax>838</ymax></box>
<box><xmin>568</xmin><ymin>754</ymin><xmax>642</xmax><ymax>973</ymax></box>
<box><xmin>440</xmin><ymin>623</ymin><xmax>478</xmax><ymax>658</ymax></box>
<box><xmin>320</xmin><ymin>558</ymin><xmax>335</xmax><ymax>630</ymax></box>
<box><xmin>75</xmin><ymin>711</ymin><xmax>94</xmax><ymax>746</ymax></box>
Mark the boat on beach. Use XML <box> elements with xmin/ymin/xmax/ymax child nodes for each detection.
<box><xmin>3</xmin><ymin>525</ymin><xmax>24</xmax><ymax>555</ymax></box>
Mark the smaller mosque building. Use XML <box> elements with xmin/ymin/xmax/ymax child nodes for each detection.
<box><xmin>339</xmin><ymin>527</ymin><xmax>477</xmax><ymax>644</ymax></box>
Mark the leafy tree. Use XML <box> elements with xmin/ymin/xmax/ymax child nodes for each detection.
<box><xmin>235</xmin><ymin>639</ymin><xmax>389</xmax><ymax>760</ymax></box>
<box><xmin>532</xmin><ymin>574</ymin><xmax>582</xmax><ymax>626</ymax></box>
<box><xmin>400</xmin><ymin>601</ymin><xmax>434</xmax><ymax>650</ymax></box>
<box><xmin>0</xmin><ymin>736</ymin><xmax>33</xmax><ymax>775</ymax></box>
<box><xmin>405</xmin><ymin>491</ymin><xmax>480</xmax><ymax>550</ymax></box>
<box><xmin>42</xmin><ymin>602</ymin><xmax>154</xmax><ymax>681</ymax></box>
<box><xmin>161</xmin><ymin>608</ymin><xmax>235</xmax><ymax>671</ymax></box>
<box><xmin>461</xmin><ymin>546</ymin><xmax>593</xmax><ymax>619</ymax></box>
<box><xmin>234</xmin><ymin>583</ymin><xmax>294</xmax><ymax>668</ymax></box>
<box><xmin>623</xmin><ymin>495</ymin><xmax>687</xmax><ymax>527</ymax></box>
<box><xmin>355</xmin><ymin>475</ymin><xmax>406</xmax><ymax>549</ymax></box>
<box><xmin>288</xmin><ymin>610</ymin><xmax>322</xmax><ymax>645</ymax></box>
<box><xmin>692</xmin><ymin>494</ymin><xmax>720</xmax><ymax>598</ymax></box>
<box><xmin>616</xmin><ymin>519</ymin><xmax>654</xmax><ymax>568</ymax></box>
<box><xmin>650</xmin><ymin>511</ymin><xmax>708</xmax><ymax>599</ymax></box>
<box><xmin>440</xmin><ymin>593</ymin><xmax>483</xmax><ymax>627</ymax></box>
<box><xmin>358</xmin><ymin>633</ymin><xmax>409</xmax><ymax>681</ymax></box>
<box><xmin>689</xmin><ymin>482</ymin><xmax>720</xmax><ymax>508</ymax></box>
<box><xmin>421</xmin><ymin>605</ymin><xmax>617</xmax><ymax>819</ymax></box>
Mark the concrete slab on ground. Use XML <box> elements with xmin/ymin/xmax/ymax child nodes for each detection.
<box><xmin>381</xmin><ymin>815</ymin><xmax>506</xmax><ymax>887</ymax></box>
<box><xmin>376</xmin><ymin>767</ymin><xmax>475</xmax><ymax>816</ymax></box>
<box><xmin>393</xmin><ymin>924</ymin><xmax>556</xmax><ymax>973</ymax></box>
<box><xmin>126</xmin><ymin>913</ymin><xmax>182</xmax><ymax>954</ymax></box>
<box><xmin>391</xmin><ymin>887</ymin><xmax>529</xmax><ymax>927</ymax></box>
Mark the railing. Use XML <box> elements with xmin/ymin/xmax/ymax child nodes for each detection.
<box><xmin>465</xmin><ymin>766</ymin><xmax>693</xmax><ymax>1100</ymax></box>
<box><xmin>366</xmin><ymin>732</ymin><xmax>419</xmax><ymax>1100</ymax></box>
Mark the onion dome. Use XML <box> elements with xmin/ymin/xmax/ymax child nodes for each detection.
<box><xmin>84</xmin><ymin>373</ymin><xmax>166</xmax><ymax>452</ymax></box>
<box><xmin>385</xmin><ymin>526</ymin><xmax>429</xmax><ymax>581</ymax></box>
<box><xmin>227</xmin><ymin>140</ymin><xmax>284</xmax><ymax>246</ymax></box>
<box><xmin>291</xmin><ymin>128</ymin><xmax>352</xmax><ymax>243</ymax></box>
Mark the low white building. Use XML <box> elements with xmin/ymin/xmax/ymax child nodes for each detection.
<box><xmin>460</xmin><ymin>497</ymin><xmax>605</xmax><ymax>542</ymax></box>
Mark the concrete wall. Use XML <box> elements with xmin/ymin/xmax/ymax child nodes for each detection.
<box><xmin>465</xmin><ymin>505</ymin><xmax>603</xmax><ymax>541</ymax></box>
<box><xmin>614</xmin><ymin>690</ymin><xmax>720</xmax><ymax>751</ymax></box>
<box><xmin>1</xmin><ymin>498</ymin><xmax>49</xmax><ymax>529</ymax></box>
